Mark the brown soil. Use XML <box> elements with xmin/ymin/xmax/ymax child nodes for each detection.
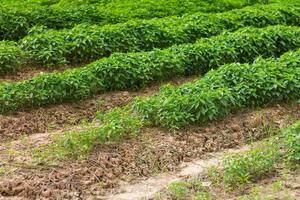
<box><xmin>105</xmin><ymin>145</ymin><xmax>253</xmax><ymax>200</ymax></box>
<box><xmin>0</xmin><ymin>76</ymin><xmax>196</xmax><ymax>142</ymax></box>
<box><xmin>0</xmin><ymin>91</ymin><xmax>135</xmax><ymax>142</ymax></box>
<box><xmin>0</xmin><ymin>103</ymin><xmax>299</xmax><ymax>199</ymax></box>
<box><xmin>0</xmin><ymin>63</ymin><xmax>86</xmax><ymax>83</ymax></box>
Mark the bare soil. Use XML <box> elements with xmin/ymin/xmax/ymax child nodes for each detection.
<box><xmin>0</xmin><ymin>63</ymin><xmax>86</xmax><ymax>83</ymax></box>
<box><xmin>105</xmin><ymin>146</ymin><xmax>252</xmax><ymax>200</ymax></box>
<box><xmin>0</xmin><ymin>103</ymin><xmax>299</xmax><ymax>199</ymax></box>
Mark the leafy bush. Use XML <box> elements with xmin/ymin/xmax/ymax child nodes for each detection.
<box><xmin>282</xmin><ymin>121</ymin><xmax>300</xmax><ymax>163</ymax></box>
<box><xmin>135</xmin><ymin>88</ymin><xmax>235</xmax><ymax>130</ymax></box>
<box><xmin>92</xmin><ymin>0</ymin><xmax>263</xmax><ymax>24</ymax></box>
<box><xmin>1</xmin><ymin>25</ymin><xmax>299</xmax><ymax>113</ymax></box>
<box><xmin>135</xmin><ymin>48</ymin><xmax>300</xmax><ymax>129</ymax></box>
<box><xmin>0</xmin><ymin>0</ymin><xmax>267</xmax><ymax>41</ymax></box>
<box><xmin>0</xmin><ymin>5</ymin><xmax>103</xmax><ymax>41</ymax></box>
<box><xmin>0</xmin><ymin>11</ymin><xmax>29</xmax><ymax>41</ymax></box>
<box><xmin>19</xmin><ymin>3</ymin><xmax>300</xmax><ymax>66</ymax></box>
<box><xmin>0</xmin><ymin>41</ymin><xmax>24</xmax><ymax>75</ymax></box>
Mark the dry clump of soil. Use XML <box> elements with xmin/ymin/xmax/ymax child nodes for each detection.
<box><xmin>0</xmin><ymin>103</ymin><xmax>299</xmax><ymax>199</ymax></box>
<box><xmin>0</xmin><ymin>76</ymin><xmax>196</xmax><ymax>142</ymax></box>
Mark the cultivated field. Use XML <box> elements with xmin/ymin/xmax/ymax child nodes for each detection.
<box><xmin>0</xmin><ymin>0</ymin><xmax>299</xmax><ymax>199</ymax></box>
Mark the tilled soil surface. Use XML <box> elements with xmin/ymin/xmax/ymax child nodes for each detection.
<box><xmin>0</xmin><ymin>103</ymin><xmax>299</xmax><ymax>199</ymax></box>
<box><xmin>0</xmin><ymin>76</ymin><xmax>196</xmax><ymax>142</ymax></box>
<box><xmin>0</xmin><ymin>91</ymin><xmax>136</xmax><ymax>142</ymax></box>
<box><xmin>0</xmin><ymin>63</ymin><xmax>86</xmax><ymax>83</ymax></box>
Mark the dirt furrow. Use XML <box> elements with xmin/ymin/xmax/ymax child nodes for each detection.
<box><xmin>103</xmin><ymin>145</ymin><xmax>252</xmax><ymax>200</ymax></box>
<box><xmin>0</xmin><ymin>63</ymin><xmax>87</xmax><ymax>83</ymax></box>
<box><xmin>0</xmin><ymin>103</ymin><xmax>299</xmax><ymax>199</ymax></box>
<box><xmin>0</xmin><ymin>76</ymin><xmax>197</xmax><ymax>142</ymax></box>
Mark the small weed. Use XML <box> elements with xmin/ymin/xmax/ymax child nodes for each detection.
<box><xmin>80</xmin><ymin>118</ymin><xmax>90</xmax><ymax>126</ymax></box>
<box><xmin>260</xmin><ymin>119</ymin><xmax>276</xmax><ymax>138</ymax></box>
<box><xmin>223</xmin><ymin>140</ymin><xmax>280</xmax><ymax>188</ymax></box>
<box><xmin>34</xmin><ymin>107</ymin><xmax>143</xmax><ymax>160</ymax></box>
<box><xmin>153</xmin><ymin>192</ymin><xmax>165</xmax><ymax>200</ymax></box>
<box><xmin>272</xmin><ymin>180</ymin><xmax>283</xmax><ymax>192</ymax></box>
<box><xmin>207</xmin><ymin>166</ymin><xmax>221</xmax><ymax>185</ymax></box>
<box><xmin>47</xmin><ymin>123</ymin><xmax>56</xmax><ymax>131</ymax></box>
<box><xmin>193</xmin><ymin>191</ymin><xmax>212</xmax><ymax>200</ymax></box>
<box><xmin>282</xmin><ymin>121</ymin><xmax>300</xmax><ymax>163</ymax></box>
<box><xmin>167</xmin><ymin>178</ymin><xmax>211</xmax><ymax>200</ymax></box>
<box><xmin>190</xmin><ymin>179</ymin><xmax>206</xmax><ymax>191</ymax></box>
<box><xmin>250</xmin><ymin>186</ymin><xmax>262</xmax><ymax>196</ymax></box>
<box><xmin>0</xmin><ymin>167</ymin><xmax>5</xmax><ymax>176</ymax></box>
<box><xmin>95</xmin><ymin>99</ymin><xmax>104</xmax><ymax>111</ymax></box>
<box><xmin>168</xmin><ymin>181</ymin><xmax>192</xmax><ymax>200</ymax></box>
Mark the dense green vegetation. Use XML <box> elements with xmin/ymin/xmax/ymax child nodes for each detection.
<box><xmin>0</xmin><ymin>42</ymin><xmax>24</xmax><ymax>75</ymax></box>
<box><xmin>135</xmin><ymin>49</ymin><xmax>300</xmax><ymax>129</ymax></box>
<box><xmin>1</xmin><ymin>2</ymin><xmax>298</xmax><ymax>74</ymax></box>
<box><xmin>19</xmin><ymin>3</ymin><xmax>300</xmax><ymax>66</ymax></box>
<box><xmin>0</xmin><ymin>0</ymin><xmax>265</xmax><ymax>41</ymax></box>
<box><xmin>41</xmin><ymin>47</ymin><xmax>300</xmax><ymax>157</ymax></box>
<box><xmin>1</xmin><ymin>25</ymin><xmax>299</xmax><ymax>113</ymax></box>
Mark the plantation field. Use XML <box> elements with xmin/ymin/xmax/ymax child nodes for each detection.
<box><xmin>0</xmin><ymin>0</ymin><xmax>299</xmax><ymax>199</ymax></box>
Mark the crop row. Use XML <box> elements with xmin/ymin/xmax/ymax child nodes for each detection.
<box><xmin>0</xmin><ymin>25</ymin><xmax>299</xmax><ymax>113</ymax></box>
<box><xmin>2</xmin><ymin>3</ymin><xmax>299</xmax><ymax>74</ymax></box>
<box><xmin>134</xmin><ymin>50</ymin><xmax>300</xmax><ymax>129</ymax></box>
<box><xmin>18</xmin><ymin>3</ymin><xmax>300</xmax><ymax>66</ymax></box>
<box><xmin>0</xmin><ymin>0</ymin><xmax>260</xmax><ymax>41</ymax></box>
<box><xmin>49</xmin><ymin>47</ymin><xmax>300</xmax><ymax>157</ymax></box>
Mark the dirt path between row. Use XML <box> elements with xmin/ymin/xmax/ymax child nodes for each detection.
<box><xmin>0</xmin><ymin>103</ymin><xmax>299</xmax><ymax>199</ymax></box>
<box><xmin>110</xmin><ymin>143</ymin><xmax>300</xmax><ymax>200</ymax></box>
<box><xmin>103</xmin><ymin>146</ymin><xmax>251</xmax><ymax>200</ymax></box>
<box><xmin>0</xmin><ymin>76</ymin><xmax>196</xmax><ymax>142</ymax></box>
<box><xmin>0</xmin><ymin>63</ymin><xmax>86</xmax><ymax>83</ymax></box>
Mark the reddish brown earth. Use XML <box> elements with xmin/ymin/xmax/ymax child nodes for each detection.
<box><xmin>0</xmin><ymin>103</ymin><xmax>299</xmax><ymax>199</ymax></box>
